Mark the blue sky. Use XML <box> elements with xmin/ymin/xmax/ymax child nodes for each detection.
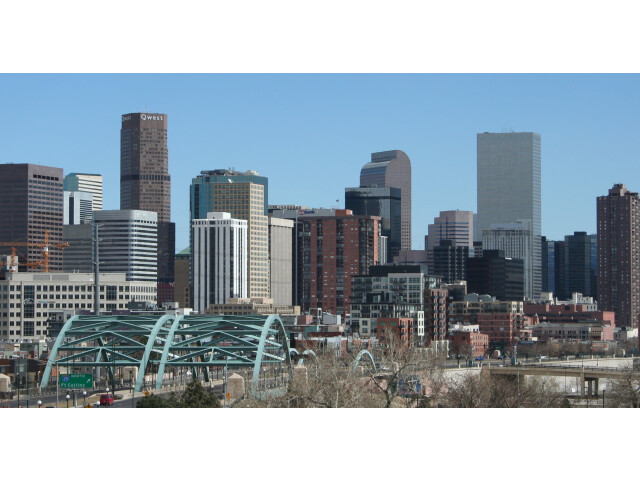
<box><xmin>1</xmin><ymin>73</ymin><xmax>639</xmax><ymax>251</ymax></box>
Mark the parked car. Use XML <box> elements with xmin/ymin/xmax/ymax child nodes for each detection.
<box><xmin>100</xmin><ymin>393</ymin><xmax>114</xmax><ymax>406</ymax></box>
<box><xmin>475</xmin><ymin>356</ymin><xmax>485</xmax><ymax>361</ymax></box>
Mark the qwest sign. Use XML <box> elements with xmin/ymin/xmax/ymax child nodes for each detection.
<box><xmin>121</xmin><ymin>114</ymin><xmax>164</xmax><ymax>122</ymax></box>
<box><xmin>140</xmin><ymin>114</ymin><xmax>164</xmax><ymax>121</ymax></box>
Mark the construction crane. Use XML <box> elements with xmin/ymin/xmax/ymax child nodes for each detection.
<box><xmin>0</xmin><ymin>230</ymin><xmax>69</xmax><ymax>273</ymax></box>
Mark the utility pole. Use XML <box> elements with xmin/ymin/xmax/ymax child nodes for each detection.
<box><xmin>93</xmin><ymin>223</ymin><xmax>100</xmax><ymax>315</ymax></box>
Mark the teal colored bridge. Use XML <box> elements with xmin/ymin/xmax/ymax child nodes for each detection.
<box><xmin>40</xmin><ymin>314</ymin><xmax>294</xmax><ymax>399</ymax></box>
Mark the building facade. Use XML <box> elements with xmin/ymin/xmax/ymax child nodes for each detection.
<box><xmin>564</xmin><ymin>231</ymin><xmax>595</xmax><ymax>299</ymax></box>
<box><xmin>174</xmin><ymin>247</ymin><xmax>191</xmax><ymax>309</ymax></box>
<box><xmin>0</xmin><ymin>164</ymin><xmax>64</xmax><ymax>271</ymax></box>
<box><xmin>359</xmin><ymin>150</ymin><xmax>412</xmax><ymax>250</ymax></box>
<box><xmin>94</xmin><ymin>210</ymin><xmax>158</xmax><ymax>283</ymax></box>
<box><xmin>482</xmin><ymin>220</ymin><xmax>534</xmax><ymax>299</ymax></box>
<box><xmin>350</xmin><ymin>265</ymin><xmax>442</xmax><ymax>343</ymax></box>
<box><xmin>466</xmin><ymin>250</ymin><xmax>525</xmax><ymax>301</ymax></box>
<box><xmin>477</xmin><ymin>132</ymin><xmax>541</xmax><ymax>298</ymax></box>
<box><xmin>191</xmin><ymin>212</ymin><xmax>248</xmax><ymax>312</ymax></box>
<box><xmin>597</xmin><ymin>184</ymin><xmax>640</xmax><ymax>328</ymax></box>
<box><xmin>64</xmin><ymin>173</ymin><xmax>103</xmax><ymax>211</ymax></box>
<box><xmin>426</xmin><ymin>210</ymin><xmax>474</xmax><ymax>270</ymax></box>
<box><xmin>64</xmin><ymin>191</ymin><xmax>93</xmax><ymax>225</ymax></box>
<box><xmin>297</xmin><ymin>210</ymin><xmax>380</xmax><ymax>316</ymax></box>
<box><xmin>268</xmin><ymin>217</ymin><xmax>294</xmax><ymax>306</ymax></box>
<box><xmin>120</xmin><ymin>113</ymin><xmax>174</xmax><ymax>303</ymax></box>
<box><xmin>432</xmin><ymin>239</ymin><xmax>468</xmax><ymax>283</ymax></box>
<box><xmin>345</xmin><ymin>186</ymin><xmax>401</xmax><ymax>263</ymax></box>
<box><xmin>190</xmin><ymin>169</ymin><xmax>270</xmax><ymax>299</ymax></box>
<box><xmin>541</xmin><ymin>236</ymin><xmax>556</xmax><ymax>294</ymax></box>
<box><xmin>0</xmin><ymin>272</ymin><xmax>157</xmax><ymax>342</ymax></box>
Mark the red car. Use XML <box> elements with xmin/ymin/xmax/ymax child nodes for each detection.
<box><xmin>100</xmin><ymin>394</ymin><xmax>114</xmax><ymax>406</ymax></box>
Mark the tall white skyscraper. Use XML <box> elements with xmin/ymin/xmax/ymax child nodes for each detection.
<box><xmin>477</xmin><ymin>132</ymin><xmax>541</xmax><ymax>297</ymax></box>
<box><xmin>64</xmin><ymin>173</ymin><xmax>103</xmax><ymax>211</ymax></box>
<box><xmin>192</xmin><ymin>212</ymin><xmax>248</xmax><ymax>312</ymax></box>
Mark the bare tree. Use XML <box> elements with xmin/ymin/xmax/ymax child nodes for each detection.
<box><xmin>603</xmin><ymin>366</ymin><xmax>640</xmax><ymax>408</ymax></box>
<box><xmin>442</xmin><ymin>371</ymin><xmax>565</xmax><ymax>408</ymax></box>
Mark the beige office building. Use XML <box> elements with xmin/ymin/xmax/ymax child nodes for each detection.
<box><xmin>190</xmin><ymin>170</ymin><xmax>270</xmax><ymax>299</ymax></box>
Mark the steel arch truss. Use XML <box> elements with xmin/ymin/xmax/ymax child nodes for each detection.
<box><xmin>351</xmin><ymin>349</ymin><xmax>377</xmax><ymax>374</ymax></box>
<box><xmin>41</xmin><ymin>314</ymin><xmax>293</xmax><ymax>398</ymax></box>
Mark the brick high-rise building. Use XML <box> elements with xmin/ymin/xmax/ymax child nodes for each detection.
<box><xmin>297</xmin><ymin>209</ymin><xmax>379</xmax><ymax>315</ymax></box>
<box><xmin>360</xmin><ymin>150</ymin><xmax>412</xmax><ymax>251</ymax></box>
<box><xmin>120</xmin><ymin>113</ymin><xmax>175</xmax><ymax>303</ymax></box>
<box><xmin>0</xmin><ymin>164</ymin><xmax>64</xmax><ymax>271</ymax></box>
<box><xmin>597</xmin><ymin>184</ymin><xmax>640</xmax><ymax>328</ymax></box>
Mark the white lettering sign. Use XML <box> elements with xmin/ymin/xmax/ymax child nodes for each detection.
<box><xmin>140</xmin><ymin>114</ymin><xmax>164</xmax><ymax>121</ymax></box>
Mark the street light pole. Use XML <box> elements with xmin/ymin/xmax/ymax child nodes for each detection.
<box><xmin>83</xmin><ymin>391</ymin><xmax>87</xmax><ymax>407</ymax></box>
<box><xmin>224</xmin><ymin>357</ymin><xmax>229</xmax><ymax>407</ymax></box>
<box><xmin>603</xmin><ymin>389</ymin><xmax>606</xmax><ymax>408</ymax></box>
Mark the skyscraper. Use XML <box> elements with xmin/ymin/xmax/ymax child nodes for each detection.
<box><xmin>190</xmin><ymin>169</ymin><xmax>270</xmax><ymax>299</ymax></box>
<box><xmin>360</xmin><ymin>150</ymin><xmax>412</xmax><ymax>250</ymax></box>
<box><xmin>268</xmin><ymin>217</ymin><xmax>294</xmax><ymax>306</ymax></box>
<box><xmin>191</xmin><ymin>212</ymin><xmax>248</xmax><ymax>312</ymax></box>
<box><xmin>0</xmin><ymin>164</ymin><xmax>64</xmax><ymax>271</ymax></box>
<box><xmin>345</xmin><ymin>186</ymin><xmax>401</xmax><ymax>262</ymax></box>
<box><xmin>597</xmin><ymin>184</ymin><xmax>640</xmax><ymax>328</ymax></box>
<box><xmin>477</xmin><ymin>132</ymin><xmax>541</xmax><ymax>298</ymax></box>
<box><xmin>64</xmin><ymin>191</ymin><xmax>93</xmax><ymax>225</ymax></box>
<box><xmin>432</xmin><ymin>239</ymin><xmax>469</xmax><ymax>283</ymax></box>
<box><xmin>94</xmin><ymin>210</ymin><xmax>158</xmax><ymax>283</ymax></box>
<box><xmin>120</xmin><ymin>113</ymin><xmax>175</xmax><ymax>303</ymax></box>
<box><xmin>482</xmin><ymin>220</ymin><xmax>534</xmax><ymax>299</ymax></box>
<box><xmin>564</xmin><ymin>231</ymin><xmax>595</xmax><ymax>299</ymax></box>
<box><xmin>120</xmin><ymin>113</ymin><xmax>170</xmax><ymax>219</ymax></box>
<box><xmin>295</xmin><ymin>210</ymin><xmax>380</xmax><ymax>315</ymax></box>
<box><xmin>426</xmin><ymin>210</ymin><xmax>474</xmax><ymax>271</ymax></box>
<box><xmin>64</xmin><ymin>173</ymin><xmax>103</xmax><ymax>210</ymax></box>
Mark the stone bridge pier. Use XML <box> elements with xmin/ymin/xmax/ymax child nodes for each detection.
<box><xmin>581</xmin><ymin>375</ymin><xmax>599</xmax><ymax>398</ymax></box>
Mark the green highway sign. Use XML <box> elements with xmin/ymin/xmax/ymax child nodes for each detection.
<box><xmin>59</xmin><ymin>374</ymin><xmax>93</xmax><ymax>389</ymax></box>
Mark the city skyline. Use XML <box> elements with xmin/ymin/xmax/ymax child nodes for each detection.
<box><xmin>1</xmin><ymin>74</ymin><xmax>640</xmax><ymax>252</ymax></box>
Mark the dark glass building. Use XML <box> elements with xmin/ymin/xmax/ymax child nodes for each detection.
<box><xmin>466</xmin><ymin>250</ymin><xmax>525</xmax><ymax>301</ymax></box>
<box><xmin>432</xmin><ymin>239</ymin><xmax>468</xmax><ymax>283</ymax></box>
<box><xmin>554</xmin><ymin>241</ymin><xmax>566</xmax><ymax>299</ymax></box>
<box><xmin>0</xmin><ymin>164</ymin><xmax>64</xmax><ymax>271</ymax></box>
<box><xmin>541</xmin><ymin>236</ymin><xmax>555</xmax><ymax>294</ymax></box>
<box><xmin>564</xmin><ymin>231</ymin><xmax>594</xmax><ymax>298</ymax></box>
<box><xmin>360</xmin><ymin>150</ymin><xmax>412</xmax><ymax>250</ymax></box>
<box><xmin>120</xmin><ymin>113</ymin><xmax>174</xmax><ymax>303</ymax></box>
<box><xmin>345</xmin><ymin>186</ymin><xmax>401</xmax><ymax>263</ymax></box>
